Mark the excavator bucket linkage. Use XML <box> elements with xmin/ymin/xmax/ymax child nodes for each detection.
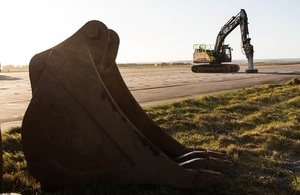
<box><xmin>22</xmin><ymin>20</ymin><xmax>232</xmax><ymax>190</ymax></box>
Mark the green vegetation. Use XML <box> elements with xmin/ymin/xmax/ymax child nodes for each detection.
<box><xmin>2</xmin><ymin>80</ymin><xmax>300</xmax><ymax>194</ymax></box>
<box><xmin>146</xmin><ymin>81</ymin><xmax>300</xmax><ymax>195</ymax></box>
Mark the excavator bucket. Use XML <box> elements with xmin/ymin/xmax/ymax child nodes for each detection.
<box><xmin>22</xmin><ymin>20</ymin><xmax>231</xmax><ymax>190</ymax></box>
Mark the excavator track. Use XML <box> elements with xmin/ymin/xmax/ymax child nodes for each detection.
<box><xmin>191</xmin><ymin>63</ymin><xmax>240</xmax><ymax>73</ymax></box>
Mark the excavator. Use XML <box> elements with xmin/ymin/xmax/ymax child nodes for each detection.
<box><xmin>191</xmin><ymin>9</ymin><xmax>257</xmax><ymax>73</ymax></box>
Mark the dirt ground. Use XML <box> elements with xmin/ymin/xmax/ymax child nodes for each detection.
<box><xmin>1</xmin><ymin>64</ymin><xmax>300</xmax><ymax>132</ymax></box>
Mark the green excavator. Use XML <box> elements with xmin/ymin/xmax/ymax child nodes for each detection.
<box><xmin>191</xmin><ymin>9</ymin><xmax>257</xmax><ymax>73</ymax></box>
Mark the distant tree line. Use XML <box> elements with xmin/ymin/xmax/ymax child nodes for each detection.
<box><xmin>117</xmin><ymin>62</ymin><xmax>192</xmax><ymax>67</ymax></box>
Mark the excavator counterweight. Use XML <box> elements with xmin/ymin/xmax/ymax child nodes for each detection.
<box><xmin>192</xmin><ymin>9</ymin><xmax>257</xmax><ymax>73</ymax></box>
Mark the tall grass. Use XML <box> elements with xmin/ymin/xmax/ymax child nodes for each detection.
<box><xmin>146</xmin><ymin>82</ymin><xmax>300</xmax><ymax>194</ymax></box>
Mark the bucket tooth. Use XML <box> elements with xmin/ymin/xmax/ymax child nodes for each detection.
<box><xmin>22</xmin><ymin>20</ymin><xmax>228</xmax><ymax>189</ymax></box>
<box><xmin>176</xmin><ymin>151</ymin><xmax>232</xmax><ymax>173</ymax></box>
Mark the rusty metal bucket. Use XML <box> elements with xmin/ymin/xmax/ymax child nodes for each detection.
<box><xmin>22</xmin><ymin>20</ymin><xmax>230</xmax><ymax>190</ymax></box>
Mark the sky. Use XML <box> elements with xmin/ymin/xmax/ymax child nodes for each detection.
<box><xmin>1</xmin><ymin>0</ymin><xmax>300</xmax><ymax>65</ymax></box>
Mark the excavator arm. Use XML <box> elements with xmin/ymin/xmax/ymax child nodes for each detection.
<box><xmin>214</xmin><ymin>9</ymin><xmax>255</xmax><ymax>72</ymax></box>
<box><xmin>214</xmin><ymin>9</ymin><xmax>248</xmax><ymax>61</ymax></box>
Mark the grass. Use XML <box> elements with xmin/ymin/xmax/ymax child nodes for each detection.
<box><xmin>1</xmin><ymin>79</ymin><xmax>300</xmax><ymax>194</ymax></box>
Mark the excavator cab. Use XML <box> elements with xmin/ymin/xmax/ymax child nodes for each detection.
<box><xmin>219</xmin><ymin>45</ymin><xmax>232</xmax><ymax>63</ymax></box>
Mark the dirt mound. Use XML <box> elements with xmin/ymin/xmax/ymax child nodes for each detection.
<box><xmin>286</xmin><ymin>77</ymin><xmax>300</xmax><ymax>85</ymax></box>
